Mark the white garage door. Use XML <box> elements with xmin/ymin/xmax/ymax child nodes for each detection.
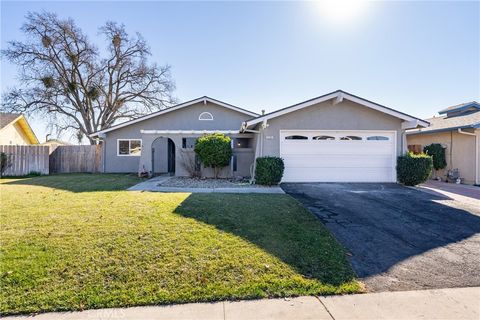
<box><xmin>280</xmin><ymin>130</ymin><xmax>396</xmax><ymax>182</ymax></box>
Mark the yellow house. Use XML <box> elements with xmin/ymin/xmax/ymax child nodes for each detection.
<box><xmin>0</xmin><ymin>113</ymin><xmax>39</xmax><ymax>145</ymax></box>
<box><xmin>407</xmin><ymin>102</ymin><xmax>480</xmax><ymax>185</ymax></box>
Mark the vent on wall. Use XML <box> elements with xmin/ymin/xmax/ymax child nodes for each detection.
<box><xmin>199</xmin><ymin>112</ymin><xmax>214</xmax><ymax>121</ymax></box>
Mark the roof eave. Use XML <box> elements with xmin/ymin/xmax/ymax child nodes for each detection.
<box><xmin>406</xmin><ymin>124</ymin><xmax>476</xmax><ymax>135</ymax></box>
<box><xmin>438</xmin><ymin>102</ymin><xmax>480</xmax><ymax>115</ymax></box>
<box><xmin>2</xmin><ymin>115</ymin><xmax>40</xmax><ymax>144</ymax></box>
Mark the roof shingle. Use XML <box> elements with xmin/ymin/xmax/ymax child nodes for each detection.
<box><xmin>0</xmin><ymin>113</ymin><xmax>21</xmax><ymax>130</ymax></box>
<box><xmin>408</xmin><ymin>111</ymin><xmax>480</xmax><ymax>134</ymax></box>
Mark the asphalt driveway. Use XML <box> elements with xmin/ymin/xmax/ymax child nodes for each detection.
<box><xmin>281</xmin><ymin>183</ymin><xmax>480</xmax><ymax>292</ymax></box>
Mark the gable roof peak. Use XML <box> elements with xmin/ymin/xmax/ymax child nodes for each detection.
<box><xmin>90</xmin><ymin>95</ymin><xmax>258</xmax><ymax>137</ymax></box>
<box><xmin>243</xmin><ymin>90</ymin><xmax>429</xmax><ymax>129</ymax></box>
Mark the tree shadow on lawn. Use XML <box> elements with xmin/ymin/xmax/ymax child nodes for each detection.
<box><xmin>173</xmin><ymin>193</ymin><xmax>358</xmax><ymax>289</ymax></box>
<box><xmin>281</xmin><ymin>183</ymin><xmax>480</xmax><ymax>289</ymax></box>
<box><xmin>2</xmin><ymin>173</ymin><xmax>143</xmax><ymax>192</ymax></box>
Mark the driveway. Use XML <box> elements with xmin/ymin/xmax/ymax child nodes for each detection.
<box><xmin>281</xmin><ymin>183</ymin><xmax>480</xmax><ymax>292</ymax></box>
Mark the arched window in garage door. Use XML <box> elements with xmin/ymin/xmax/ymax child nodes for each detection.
<box><xmin>285</xmin><ymin>135</ymin><xmax>308</xmax><ymax>140</ymax></box>
<box><xmin>340</xmin><ymin>136</ymin><xmax>362</xmax><ymax>141</ymax></box>
<box><xmin>367</xmin><ymin>136</ymin><xmax>389</xmax><ymax>141</ymax></box>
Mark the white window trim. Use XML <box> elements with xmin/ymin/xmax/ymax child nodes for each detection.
<box><xmin>198</xmin><ymin>112</ymin><xmax>214</xmax><ymax>121</ymax></box>
<box><xmin>117</xmin><ymin>139</ymin><xmax>142</xmax><ymax>156</ymax></box>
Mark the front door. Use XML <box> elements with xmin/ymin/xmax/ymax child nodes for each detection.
<box><xmin>167</xmin><ymin>139</ymin><xmax>175</xmax><ymax>173</ymax></box>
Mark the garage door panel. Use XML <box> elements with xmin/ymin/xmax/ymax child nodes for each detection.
<box><xmin>280</xmin><ymin>130</ymin><xmax>396</xmax><ymax>182</ymax></box>
<box><xmin>281</xmin><ymin>143</ymin><xmax>393</xmax><ymax>155</ymax></box>
<box><xmin>282</xmin><ymin>154</ymin><xmax>393</xmax><ymax>168</ymax></box>
<box><xmin>282</xmin><ymin>167</ymin><xmax>394</xmax><ymax>182</ymax></box>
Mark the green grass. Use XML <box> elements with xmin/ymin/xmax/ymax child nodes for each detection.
<box><xmin>0</xmin><ymin>174</ymin><xmax>360</xmax><ymax>315</ymax></box>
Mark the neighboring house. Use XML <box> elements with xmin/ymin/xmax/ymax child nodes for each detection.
<box><xmin>0</xmin><ymin>113</ymin><xmax>39</xmax><ymax>145</ymax></box>
<box><xmin>41</xmin><ymin>139</ymin><xmax>71</xmax><ymax>147</ymax></box>
<box><xmin>90</xmin><ymin>90</ymin><xmax>428</xmax><ymax>182</ymax></box>
<box><xmin>407</xmin><ymin>101</ymin><xmax>480</xmax><ymax>185</ymax></box>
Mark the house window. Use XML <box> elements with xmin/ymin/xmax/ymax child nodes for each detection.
<box><xmin>285</xmin><ymin>135</ymin><xmax>308</xmax><ymax>140</ymax></box>
<box><xmin>234</xmin><ymin>138</ymin><xmax>251</xmax><ymax>148</ymax></box>
<box><xmin>367</xmin><ymin>136</ymin><xmax>389</xmax><ymax>141</ymax></box>
<box><xmin>198</xmin><ymin>112</ymin><xmax>214</xmax><ymax>121</ymax></box>
<box><xmin>117</xmin><ymin>139</ymin><xmax>142</xmax><ymax>156</ymax></box>
<box><xmin>182</xmin><ymin>137</ymin><xmax>197</xmax><ymax>149</ymax></box>
<box><xmin>232</xmin><ymin>155</ymin><xmax>237</xmax><ymax>171</ymax></box>
<box><xmin>313</xmin><ymin>135</ymin><xmax>335</xmax><ymax>140</ymax></box>
<box><xmin>340</xmin><ymin>136</ymin><xmax>362</xmax><ymax>141</ymax></box>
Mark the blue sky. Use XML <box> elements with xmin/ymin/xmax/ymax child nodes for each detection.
<box><xmin>1</xmin><ymin>1</ymin><xmax>479</xmax><ymax>142</ymax></box>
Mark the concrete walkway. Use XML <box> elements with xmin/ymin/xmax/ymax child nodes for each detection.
<box><xmin>6</xmin><ymin>287</ymin><xmax>479</xmax><ymax>319</ymax></box>
<box><xmin>127</xmin><ymin>176</ymin><xmax>284</xmax><ymax>194</ymax></box>
<box><xmin>419</xmin><ymin>180</ymin><xmax>480</xmax><ymax>200</ymax></box>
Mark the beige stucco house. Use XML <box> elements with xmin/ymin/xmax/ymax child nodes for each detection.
<box><xmin>0</xmin><ymin>113</ymin><xmax>39</xmax><ymax>145</ymax></box>
<box><xmin>91</xmin><ymin>90</ymin><xmax>428</xmax><ymax>182</ymax></box>
<box><xmin>407</xmin><ymin>102</ymin><xmax>480</xmax><ymax>185</ymax></box>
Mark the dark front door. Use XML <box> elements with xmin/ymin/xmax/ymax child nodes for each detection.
<box><xmin>167</xmin><ymin>139</ymin><xmax>175</xmax><ymax>173</ymax></box>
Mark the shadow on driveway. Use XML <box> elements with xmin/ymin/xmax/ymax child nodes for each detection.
<box><xmin>281</xmin><ymin>183</ymin><xmax>480</xmax><ymax>292</ymax></box>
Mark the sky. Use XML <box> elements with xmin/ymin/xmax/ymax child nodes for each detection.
<box><xmin>1</xmin><ymin>1</ymin><xmax>479</xmax><ymax>143</ymax></box>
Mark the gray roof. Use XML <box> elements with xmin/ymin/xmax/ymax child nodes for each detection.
<box><xmin>0</xmin><ymin>112</ymin><xmax>21</xmax><ymax>129</ymax></box>
<box><xmin>438</xmin><ymin>101</ymin><xmax>479</xmax><ymax>114</ymax></box>
<box><xmin>407</xmin><ymin>110</ymin><xmax>480</xmax><ymax>134</ymax></box>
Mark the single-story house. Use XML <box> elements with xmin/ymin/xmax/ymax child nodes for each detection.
<box><xmin>90</xmin><ymin>90</ymin><xmax>429</xmax><ymax>182</ymax></box>
<box><xmin>0</xmin><ymin>113</ymin><xmax>39</xmax><ymax>145</ymax></box>
<box><xmin>407</xmin><ymin>101</ymin><xmax>480</xmax><ymax>185</ymax></box>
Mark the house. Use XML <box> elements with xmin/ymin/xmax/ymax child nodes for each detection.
<box><xmin>90</xmin><ymin>90</ymin><xmax>428</xmax><ymax>182</ymax></box>
<box><xmin>0</xmin><ymin>113</ymin><xmax>39</xmax><ymax>145</ymax></box>
<box><xmin>407</xmin><ymin>101</ymin><xmax>480</xmax><ymax>185</ymax></box>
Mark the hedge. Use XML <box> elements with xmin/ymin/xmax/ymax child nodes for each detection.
<box><xmin>396</xmin><ymin>152</ymin><xmax>433</xmax><ymax>186</ymax></box>
<box><xmin>423</xmin><ymin>143</ymin><xmax>447</xmax><ymax>170</ymax></box>
<box><xmin>255</xmin><ymin>157</ymin><xmax>285</xmax><ymax>185</ymax></box>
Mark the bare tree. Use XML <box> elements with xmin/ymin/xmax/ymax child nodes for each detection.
<box><xmin>1</xmin><ymin>12</ymin><xmax>175</xmax><ymax>144</ymax></box>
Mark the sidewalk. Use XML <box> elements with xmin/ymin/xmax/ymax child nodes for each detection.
<box><xmin>5</xmin><ymin>287</ymin><xmax>479</xmax><ymax>320</ymax></box>
<box><xmin>419</xmin><ymin>180</ymin><xmax>480</xmax><ymax>200</ymax></box>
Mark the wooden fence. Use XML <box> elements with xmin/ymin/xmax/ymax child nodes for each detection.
<box><xmin>49</xmin><ymin>145</ymin><xmax>103</xmax><ymax>173</ymax></box>
<box><xmin>0</xmin><ymin>145</ymin><xmax>50</xmax><ymax>176</ymax></box>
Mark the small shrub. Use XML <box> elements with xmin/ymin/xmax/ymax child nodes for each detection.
<box><xmin>397</xmin><ymin>152</ymin><xmax>433</xmax><ymax>186</ymax></box>
<box><xmin>28</xmin><ymin>171</ymin><xmax>42</xmax><ymax>177</ymax></box>
<box><xmin>1</xmin><ymin>152</ymin><xmax>12</xmax><ymax>177</ymax></box>
<box><xmin>423</xmin><ymin>143</ymin><xmax>447</xmax><ymax>170</ymax></box>
<box><xmin>194</xmin><ymin>133</ymin><xmax>232</xmax><ymax>178</ymax></box>
<box><xmin>179</xmin><ymin>149</ymin><xmax>200</xmax><ymax>178</ymax></box>
<box><xmin>255</xmin><ymin>156</ymin><xmax>285</xmax><ymax>185</ymax></box>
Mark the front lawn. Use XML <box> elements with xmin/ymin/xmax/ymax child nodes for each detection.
<box><xmin>0</xmin><ymin>174</ymin><xmax>360</xmax><ymax>315</ymax></box>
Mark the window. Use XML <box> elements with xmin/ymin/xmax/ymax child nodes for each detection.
<box><xmin>234</xmin><ymin>138</ymin><xmax>251</xmax><ymax>148</ymax></box>
<box><xmin>232</xmin><ymin>155</ymin><xmax>237</xmax><ymax>171</ymax></box>
<box><xmin>198</xmin><ymin>112</ymin><xmax>214</xmax><ymax>121</ymax></box>
<box><xmin>117</xmin><ymin>139</ymin><xmax>142</xmax><ymax>156</ymax></box>
<box><xmin>313</xmin><ymin>135</ymin><xmax>335</xmax><ymax>141</ymax></box>
<box><xmin>285</xmin><ymin>135</ymin><xmax>308</xmax><ymax>140</ymax></box>
<box><xmin>367</xmin><ymin>136</ymin><xmax>389</xmax><ymax>141</ymax></box>
<box><xmin>340</xmin><ymin>136</ymin><xmax>362</xmax><ymax>141</ymax></box>
<box><xmin>182</xmin><ymin>137</ymin><xmax>197</xmax><ymax>149</ymax></box>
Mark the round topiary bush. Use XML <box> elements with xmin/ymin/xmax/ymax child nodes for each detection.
<box><xmin>396</xmin><ymin>152</ymin><xmax>433</xmax><ymax>186</ymax></box>
<box><xmin>194</xmin><ymin>133</ymin><xmax>232</xmax><ymax>178</ymax></box>
<box><xmin>255</xmin><ymin>156</ymin><xmax>285</xmax><ymax>185</ymax></box>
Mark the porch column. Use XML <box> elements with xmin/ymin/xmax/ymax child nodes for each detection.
<box><xmin>139</xmin><ymin>133</ymin><xmax>156</xmax><ymax>175</ymax></box>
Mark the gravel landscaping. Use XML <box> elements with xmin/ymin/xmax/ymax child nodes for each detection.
<box><xmin>158</xmin><ymin>177</ymin><xmax>275</xmax><ymax>188</ymax></box>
